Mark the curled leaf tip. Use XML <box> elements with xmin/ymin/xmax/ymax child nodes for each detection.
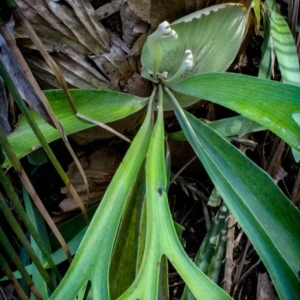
<box><xmin>157</xmin><ymin>71</ymin><xmax>168</xmax><ymax>80</ymax></box>
<box><xmin>142</xmin><ymin>21</ymin><xmax>178</xmax><ymax>81</ymax></box>
<box><xmin>165</xmin><ymin>49</ymin><xmax>194</xmax><ymax>84</ymax></box>
<box><xmin>184</xmin><ymin>50</ymin><xmax>194</xmax><ymax>68</ymax></box>
<box><xmin>151</xmin><ymin>21</ymin><xmax>178</xmax><ymax>41</ymax></box>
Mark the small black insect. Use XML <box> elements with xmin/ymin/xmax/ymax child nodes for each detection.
<box><xmin>157</xmin><ymin>187</ymin><xmax>163</xmax><ymax>196</ymax></box>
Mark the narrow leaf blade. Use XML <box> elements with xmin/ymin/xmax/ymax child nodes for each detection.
<box><xmin>171</xmin><ymin>73</ymin><xmax>300</xmax><ymax>149</ymax></box>
<box><xmin>172</xmin><ymin>104</ymin><xmax>300</xmax><ymax>299</ymax></box>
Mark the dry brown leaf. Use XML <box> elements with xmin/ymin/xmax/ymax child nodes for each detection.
<box><xmin>59</xmin><ymin>191</ymin><xmax>105</xmax><ymax>212</ymax></box>
<box><xmin>14</xmin><ymin>0</ymin><xmax>149</xmax><ymax>93</ymax></box>
<box><xmin>150</xmin><ymin>0</ymin><xmax>206</xmax><ymax>29</ymax></box>
<box><xmin>91</xmin><ymin>44</ymin><xmax>133</xmax><ymax>89</ymax></box>
<box><xmin>272</xmin><ymin>166</ymin><xmax>288</xmax><ymax>184</ymax></box>
<box><xmin>256</xmin><ymin>273</ymin><xmax>279</xmax><ymax>300</ymax></box>
<box><xmin>0</xmin><ymin>78</ymin><xmax>11</xmax><ymax>134</ymax></box>
<box><xmin>0</xmin><ymin>35</ymin><xmax>53</xmax><ymax>124</ymax></box>
<box><xmin>14</xmin><ymin>0</ymin><xmax>114</xmax><ymax>90</ymax></box>
<box><xmin>63</xmin><ymin>0</ymin><xmax>110</xmax><ymax>51</ymax></box>
<box><xmin>15</xmin><ymin>0</ymin><xmax>91</xmax><ymax>53</ymax></box>
<box><xmin>127</xmin><ymin>0</ymin><xmax>151</xmax><ymax>23</ymax></box>
<box><xmin>120</xmin><ymin>2</ymin><xmax>149</xmax><ymax>48</ymax></box>
<box><xmin>129</xmin><ymin>33</ymin><xmax>148</xmax><ymax>56</ymax></box>
<box><xmin>149</xmin><ymin>0</ymin><xmax>251</xmax><ymax>29</ymax></box>
<box><xmin>123</xmin><ymin>72</ymin><xmax>152</xmax><ymax>97</ymax></box>
<box><xmin>59</xmin><ymin>146</ymin><xmax>123</xmax><ymax>213</ymax></box>
<box><xmin>95</xmin><ymin>0</ymin><xmax>123</xmax><ymax>20</ymax></box>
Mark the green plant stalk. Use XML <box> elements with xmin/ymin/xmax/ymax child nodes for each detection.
<box><xmin>0</xmin><ymin>253</ymin><xmax>29</xmax><ymax>300</ymax></box>
<box><xmin>0</xmin><ymin>60</ymin><xmax>89</xmax><ymax>223</ymax></box>
<box><xmin>146</xmin><ymin>84</ymin><xmax>170</xmax><ymax>298</ymax></box>
<box><xmin>120</xmin><ymin>85</ymin><xmax>231</xmax><ymax>299</ymax></box>
<box><xmin>0</xmin><ymin>127</ymin><xmax>72</xmax><ymax>264</ymax></box>
<box><xmin>0</xmin><ymin>190</ymin><xmax>56</xmax><ymax>291</ymax></box>
<box><xmin>118</xmin><ymin>84</ymin><xmax>166</xmax><ymax>299</ymax></box>
<box><xmin>0</xmin><ymin>227</ymin><xmax>43</xmax><ymax>299</ymax></box>
<box><xmin>149</xmin><ymin>86</ymin><xmax>231</xmax><ymax>299</ymax></box>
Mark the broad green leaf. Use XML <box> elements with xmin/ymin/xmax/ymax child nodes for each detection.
<box><xmin>141</xmin><ymin>4</ymin><xmax>247</xmax><ymax>92</ymax></box>
<box><xmin>292</xmin><ymin>113</ymin><xmax>300</xmax><ymax>161</ymax></box>
<box><xmin>4</xmin><ymin>89</ymin><xmax>148</xmax><ymax>167</ymax></box>
<box><xmin>169</xmin><ymin>93</ymin><xmax>300</xmax><ymax>299</ymax></box>
<box><xmin>270</xmin><ymin>11</ymin><xmax>300</xmax><ymax>85</ymax></box>
<box><xmin>49</xmin><ymin>89</ymin><xmax>154</xmax><ymax>300</ymax></box>
<box><xmin>170</xmin><ymin>72</ymin><xmax>300</xmax><ymax>150</ymax></box>
<box><xmin>118</xmin><ymin>86</ymin><xmax>166</xmax><ymax>300</ymax></box>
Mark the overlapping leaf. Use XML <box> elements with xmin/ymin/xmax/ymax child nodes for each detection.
<box><xmin>15</xmin><ymin>0</ymin><xmax>109</xmax><ymax>54</ymax></box>
<box><xmin>168</xmin><ymin>93</ymin><xmax>300</xmax><ymax>299</ymax></box>
<box><xmin>49</xmin><ymin>90</ymin><xmax>154</xmax><ymax>300</ymax></box>
<box><xmin>118</xmin><ymin>85</ymin><xmax>231</xmax><ymax>300</ymax></box>
<box><xmin>4</xmin><ymin>89</ymin><xmax>147</xmax><ymax>167</ymax></box>
<box><xmin>171</xmin><ymin>72</ymin><xmax>300</xmax><ymax>149</ymax></box>
<box><xmin>141</xmin><ymin>4</ymin><xmax>247</xmax><ymax>85</ymax></box>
